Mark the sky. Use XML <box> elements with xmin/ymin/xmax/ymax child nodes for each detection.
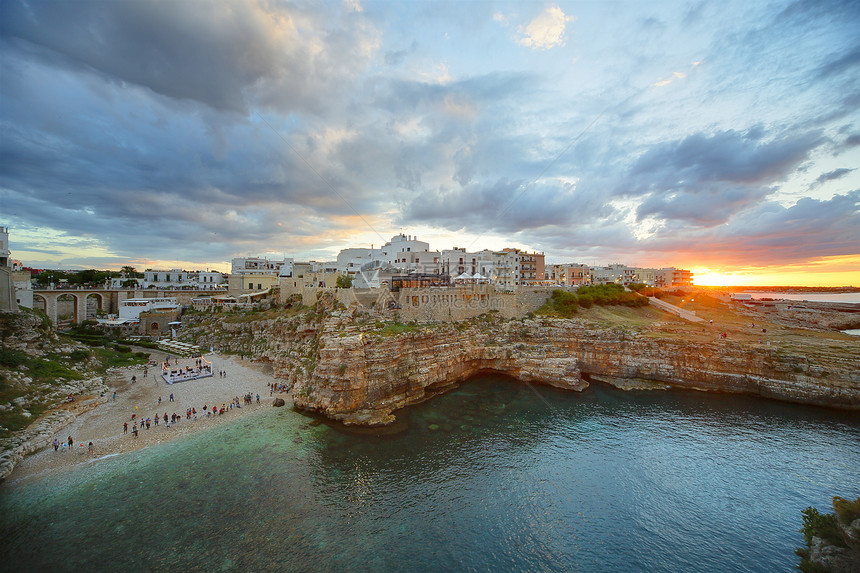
<box><xmin>1</xmin><ymin>0</ymin><xmax>859</xmax><ymax>286</ymax></box>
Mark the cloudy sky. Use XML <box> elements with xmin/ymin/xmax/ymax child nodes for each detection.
<box><xmin>1</xmin><ymin>0</ymin><xmax>858</xmax><ymax>285</ymax></box>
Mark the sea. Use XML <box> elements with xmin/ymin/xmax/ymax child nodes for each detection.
<box><xmin>739</xmin><ymin>292</ymin><xmax>860</xmax><ymax>304</ymax></box>
<box><xmin>2</xmin><ymin>376</ymin><xmax>859</xmax><ymax>572</ymax></box>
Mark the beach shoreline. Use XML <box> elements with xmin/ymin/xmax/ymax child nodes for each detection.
<box><xmin>3</xmin><ymin>350</ymin><xmax>291</xmax><ymax>488</ymax></box>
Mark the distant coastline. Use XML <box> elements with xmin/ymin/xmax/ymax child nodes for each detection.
<box><xmin>739</xmin><ymin>292</ymin><xmax>860</xmax><ymax>304</ymax></box>
<box><xmin>703</xmin><ymin>286</ymin><xmax>860</xmax><ymax>293</ymax></box>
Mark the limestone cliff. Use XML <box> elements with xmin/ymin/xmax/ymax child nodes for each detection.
<box><xmin>182</xmin><ymin>303</ymin><xmax>860</xmax><ymax>426</ymax></box>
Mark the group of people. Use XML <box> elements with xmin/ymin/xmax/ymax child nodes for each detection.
<box><xmin>268</xmin><ymin>382</ymin><xmax>289</xmax><ymax>395</ymax></box>
<box><xmin>52</xmin><ymin>435</ymin><xmax>94</xmax><ymax>455</ymax></box>
<box><xmin>122</xmin><ymin>392</ymin><xmax>263</xmax><ymax>437</ymax></box>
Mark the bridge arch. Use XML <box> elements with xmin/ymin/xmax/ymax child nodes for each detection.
<box><xmin>85</xmin><ymin>292</ymin><xmax>107</xmax><ymax>320</ymax></box>
<box><xmin>56</xmin><ymin>293</ymin><xmax>79</xmax><ymax>327</ymax></box>
<box><xmin>33</xmin><ymin>293</ymin><xmax>48</xmax><ymax>316</ymax></box>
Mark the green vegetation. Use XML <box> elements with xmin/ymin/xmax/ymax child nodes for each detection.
<box><xmin>833</xmin><ymin>496</ymin><xmax>860</xmax><ymax>524</ymax></box>
<box><xmin>576</xmin><ymin>284</ymin><xmax>649</xmax><ymax>307</ymax></box>
<box><xmin>0</xmin><ymin>311</ymin><xmax>150</xmax><ymax>437</ymax></box>
<box><xmin>800</xmin><ymin>505</ymin><xmax>844</xmax><ymax>547</ymax></box>
<box><xmin>26</xmin><ymin>358</ymin><xmax>84</xmax><ymax>383</ymax></box>
<box><xmin>539</xmin><ymin>289</ymin><xmax>580</xmax><ymax>318</ymax></box>
<box><xmin>795</xmin><ymin>496</ymin><xmax>860</xmax><ymax>572</ymax></box>
<box><xmin>0</xmin><ymin>346</ymin><xmax>29</xmax><ymax>368</ymax></box>
<box><xmin>336</xmin><ymin>274</ymin><xmax>353</xmax><ymax>289</ymax></box>
<box><xmin>379</xmin><ymin>321</ymin><xmax>421</xmax><ymax>336</ymax></box>
<box><xmin>537</xmin><ymin>285</ymin><xmax>649</xmax><ymax>318</ymax></box>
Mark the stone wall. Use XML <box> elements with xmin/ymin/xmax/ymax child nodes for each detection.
<box><xmin>395</xmin><ymin>285</ymin><xmax>552</xmax><ymax>322</ymax></box>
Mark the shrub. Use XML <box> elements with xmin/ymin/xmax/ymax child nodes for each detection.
<box><xmin>0</xmin><ymin>346</ymin><xmax>29</xmax><ymax>368</ymax></box>
<box><xmin>833</xmin><ymin>496</ymin><xmax>860</xmax><ymax>524</ymax></box>
<box><xmin>551</xmin><ymin>290</ymin><xmax>579</xmax><ymax>314</ymax></box>
<box><xmin>68</xmin><ymin>349</ymin><xmax>90</xmax><ymax>362</ymax></box>
<box><xmin>28</xmin><ymin>358</ymin><xmax>83</xmax><ymax>382</ymax></box>
<box><xmin>800</xmin><ymin>506</ymin><xmax>844</xmax><ymax>547</ymax></box>
<box><xmin>336</xmin><ymin>275</ymin><xmax>353</xmax><ymax>289</ymax></box>
<box><xmin>577</xmin><ymin>294</ymin><xmax>593</xmax><ymax>308</ymax></box>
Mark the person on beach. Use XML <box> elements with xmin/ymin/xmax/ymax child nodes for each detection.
<box><xmin>131</xmin><ymin>375</ymin><xmax>136</xmax><ymax>384</ymax></box>
<box><xmin>112</xmin><ymin>391</ymin><xmax>116</xmax><ymax>401</ymax></box>
<box><xmin>68</xmin><ymin>436</ymin><xmax>73</xmax><ymax>449</ymax></box>
<box><xmin>53</xmin><ymin>438</ymin><xmax>59</xmax><ymax>451</ymax></box>
<box><xmin>88</xmin><ymin>442</ymin><xmax>94</xmax><ymax>455</ymax></box>
<box><xmin>170</xmin><ymin>393</ymin><xmax>174</xmax><ymax>402</ymax></box>
<box><xmin>123</xmin><ymin>422</ymin><xmax>128</xmax><ymax>434</ymax></box>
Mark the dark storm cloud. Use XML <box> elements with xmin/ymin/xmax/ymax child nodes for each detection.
<box><xmin>623</xmin><ymin>129</ymin><xmax>823</xmax><ymax>225</ymax></box>
<box><xmin>518</xmin><ymin>190</ymin><xmax>860</xmax><ymax>268</ymax></box>
<box><xmin>656</xmin><ymin>190</ymin><xmax>860</xmax><ymax>266</ymax></box>
<box><xmin>400</xmin><ymin>177</ymin><xmax>602</xmax><ymax>233</ymax></box>
<box><xmin>0</xmin><ymin>0</ymin><xmax>372</xmax><ymax>115</ymax></box>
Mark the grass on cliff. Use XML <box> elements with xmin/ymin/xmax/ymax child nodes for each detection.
<box><xmin>220</xmin><ymin>303</ymin><xmax>311</xmax><ymax>323</ymax></box>
<box><xmin>537</xmin><ymin>286</ymin><xmax>649</xmax><ymax>319</ymax></box>
<box><xmin>0</xmin><ymin>322</ymin><xmax>149</xmax><ymax>438</ymax></box>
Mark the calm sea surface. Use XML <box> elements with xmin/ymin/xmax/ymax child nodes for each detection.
<box><xmin>2</xmin><ymin>377</ymin><xmax>859</xmax><ymax>572</ymax></box>
<box><xmin>740</xmin><ymin>292</ymin><xmax>860</xmax><ymax>303</ymax></box>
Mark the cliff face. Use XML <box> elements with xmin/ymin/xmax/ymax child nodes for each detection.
<box><xmin>187</xmin><ymin>308</ymin><xmax>860</xmax><ymax>426</ymax></box>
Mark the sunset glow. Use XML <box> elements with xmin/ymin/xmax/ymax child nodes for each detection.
<box><xmin>0</xmin><ymin>1</ymin><xmax>857</xmax><ymax>286</ymax></box>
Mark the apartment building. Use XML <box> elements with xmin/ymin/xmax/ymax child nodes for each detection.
<box><xmin>502</xmin><ymin>248</ymin><xmax>545</xmax><ymax>286</ymax></box>
<box><xmin>546</xmin><ymin>263</ymin><xmax>590</xmax><ymax>286</ymax></box>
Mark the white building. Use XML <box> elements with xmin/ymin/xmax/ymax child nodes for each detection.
<box><xmin>231</xmin><ymin>257</ymin><xmax>288</xmax><ymax>275</ymax></box>
<box><xmin>143</xmin><ymin>269</ymin><xmax>197</xmax><ymax>289</ymax></box>
<box><xmin>118</xmin><ymin>297</ymin><xmax>180</xmax><ymax>321</ymax></box>
<box><xmin>590</xmin><ymin>264</ymin><xmax>637</xmax><ymax>285</ymax></box>
<box><xmin>197</xmin><ymin>271</ymin><xmax>227</xmax><ymax>290</ymax></box>
<box><xmin>336</xmin><ymin>234</ymin><xmax>439</xmax><ymax>276</ymax></box>
<box><xmin>440</xmin><ymin>248</ymin><xmax>494</xmax><ymax>278</ymax></box>
<box><xmin>10</xmin><ymin>260</ymin><xmax>33</xmax><ymax>309</ymax></box>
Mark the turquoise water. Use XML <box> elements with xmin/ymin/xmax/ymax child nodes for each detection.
<box><xmin>2</xmin><ymin>376</ymin><xmax>859</xmax><ymax>572</ymax></box>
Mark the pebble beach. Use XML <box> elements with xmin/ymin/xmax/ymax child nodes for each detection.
<box><xmin>4</xmin><ymin>351</ymin><xmax>289</xmax><ymax>487</ymax></box>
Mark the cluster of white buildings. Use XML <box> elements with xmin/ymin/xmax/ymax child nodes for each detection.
<box><xmin>108</xmin><ymin>269</ymin><xmax>228</xmax><ymax>290</ymax></box>
<box><xmin>226</xmin><ymin>233</ymin><xmax>692</xmax><ymax>293</ymax></box>
<box><xmin>0</xmin><ymin>227</ymin><xmax>693</xmax><ymax>316</ymax></box>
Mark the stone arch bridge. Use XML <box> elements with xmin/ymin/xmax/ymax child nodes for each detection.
<box><xmin>32</xmin><ymin>288</ymin><xmax>209</xmax><ymax>327</ymax></box>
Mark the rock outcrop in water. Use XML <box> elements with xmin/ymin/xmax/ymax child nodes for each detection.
<box><xmin>183</xmin><ymin>298</ymin><xmax>860</xmax><ymax>426</ymax></box>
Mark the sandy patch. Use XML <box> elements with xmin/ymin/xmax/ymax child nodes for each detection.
<box><xmin>5</xmin><ymin>351</ymin><xmax>291</xmax><ymax>487</ymax></box>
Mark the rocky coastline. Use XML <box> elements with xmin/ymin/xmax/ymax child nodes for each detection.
<box><xmin>182</xmin><ymin>297</ymin><xmax>860</xmax><ymax>426</ymax></box>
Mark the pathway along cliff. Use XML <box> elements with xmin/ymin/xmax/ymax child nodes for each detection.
<box><xmin>181</xmin><ymin>292</ymin><xmax>860</xmax><ymax>426</ymax></box>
